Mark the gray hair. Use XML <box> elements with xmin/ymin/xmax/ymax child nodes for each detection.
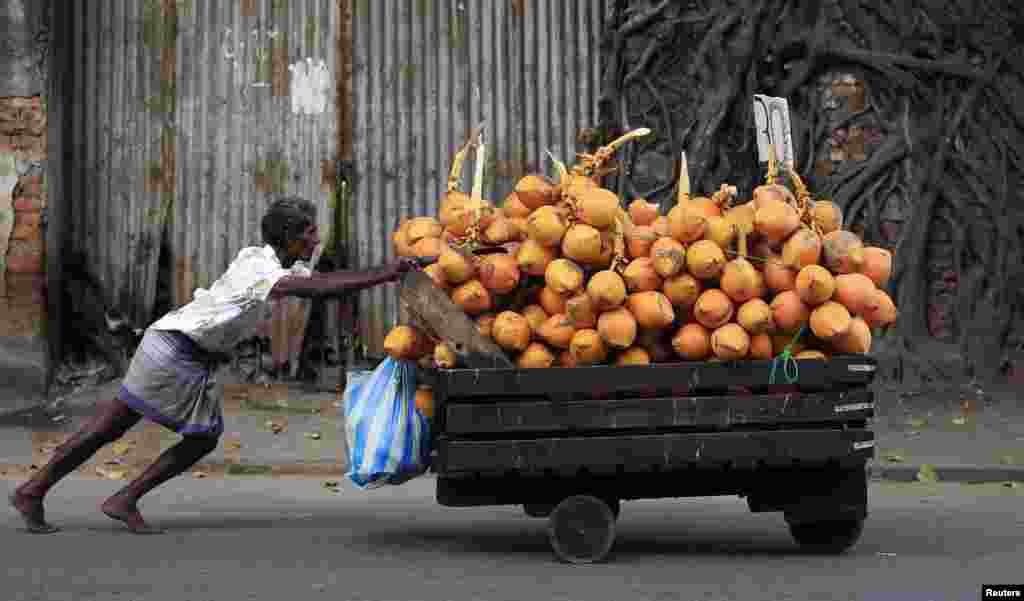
<box><xmin>261</xmin><ymin>196</ymin><xmax>317</xmax><ymax>250</ymax></box>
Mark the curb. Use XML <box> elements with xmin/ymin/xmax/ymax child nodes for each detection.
<box><xmin>870</xmin><ymin>464</ymin><xmax>1024</xmax><ymax>484</ymax></box>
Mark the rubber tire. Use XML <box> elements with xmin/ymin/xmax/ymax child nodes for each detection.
<box><xmin>547</xmin><ymin>495</ymin><xmax>617</xmax><ymax>564</ymax></box>
<box><xmin>788</xmin><ymin>518</ymin><xmax>865</xmax><ymax>554</ymax></box>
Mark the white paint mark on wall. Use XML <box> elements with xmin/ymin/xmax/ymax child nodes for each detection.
<box><xmin>222</xmin><ymin>27</ymin><xmax>236</xmax><ymax>61</ymax></box>
<box><xmin>288</xmin><ymin>58</ymin><xmax>330</xmax><ymax>116</ymax></box>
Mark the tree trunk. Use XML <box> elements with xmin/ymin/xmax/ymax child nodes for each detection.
<box><xmin>598</xmin><ymin>0</ymin><xmax>1024</xmax><ymax>388</ymax></box>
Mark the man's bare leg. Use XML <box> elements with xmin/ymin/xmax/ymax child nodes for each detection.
<box><xmin>10</xmin><ymin>399</ymin><xmax>142</xmax><ymax>533</ymax></box>
<box><xmin>100</xmin><ymin>434</ymin><xmax>219</xmax><ymax>534</ymax></box>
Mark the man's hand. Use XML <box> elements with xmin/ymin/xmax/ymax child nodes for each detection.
<box><xmin>387</xmin><ymin>257</ymin><xmax>422</xmax><ymax>281</ymax></box>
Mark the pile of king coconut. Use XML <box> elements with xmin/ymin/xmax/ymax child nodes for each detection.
<box><xmin>385</xmin><ymin>127</ymin><xmax>897</xmax><ymax>371</ymax></box>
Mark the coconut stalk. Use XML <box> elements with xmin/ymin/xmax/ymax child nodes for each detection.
<box><xmin>573</xmin><ymin>127</ymin><xmax>652</xmax><ymax>179</ymax></box>
<box><xmin>447</xmin><ymin>123</ymin><xmax>484</xmax><ymax>194</ymax></box>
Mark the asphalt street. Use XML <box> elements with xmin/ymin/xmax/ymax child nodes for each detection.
<box><xmin>3</xmin><ymin>476</ymin><xmax>1022</xmax><ymax>601</ymax></box>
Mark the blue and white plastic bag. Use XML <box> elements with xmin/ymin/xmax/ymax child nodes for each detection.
<box><xmin>343</xmin><ymin>357</ymin><xmax>431</xmax><ymax>489</ymax></box>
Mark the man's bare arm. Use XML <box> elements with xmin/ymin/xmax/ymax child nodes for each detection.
<box><xmin>269</xmin><ymin>259</ymin><xmax>419</xmax><ymax>299</ymax></box>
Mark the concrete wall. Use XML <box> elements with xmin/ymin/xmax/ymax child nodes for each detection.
<box><xmin>0</xmin><ymin>0</ymin><xmax>50</xmax><ymax>415</ymax></box>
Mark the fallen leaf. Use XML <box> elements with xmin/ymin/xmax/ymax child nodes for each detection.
<box><xmin>960</xmin><ymin>399</ymin><xmax>975</xmax><ymax>413</ymax></box>
<box><xmin>193</xmin><ymin>471</ymin><xmax>208</xmax><ymax>479</ymax></box>
<box><xmin>1003</xmin><ymin>481</ymin><xmax>1020</xmax><ymax>489</ymax></box>
<box><xmin>323</xmin><ymin>480</ymin><xmax>339</xmax><ymax>488</ymax></box>
<box><xmin>951</xmin><ymin>416</ymin><xmax>967</xmax><ymax>426</ymax></box>
<box><xmin>1000</xmin><ymin>455</ymin><xmax>1016</xmax><ymax>466</ymax></box>
<box><xmin>906</xmin><ymin>431</ymin><xmax>921</xmax><ymax>438</ymax></box>
<box><xmin>877</xmin><ymin>552</ymin><xmax>897</xmax><ymax>558</ymax></box>
<box><xmin>96</xmin><ymin>467</ymin><xmax>126</xmax><ymax>480</ymax></box>
<box><xmin>908</xmin><ymin>417</ymin><xmax>927</xmax><ymax>428</ymax></box>
<box><xmin>225</xmin><ymin>439</ymin><xmax>243</xmax><ymax>451</ymax></box>
<box><xmin>104</xmin><ymin>459</ymin><xmax>123</xmax><ymax>466</ymax></box>
<box><xmin>884</xmin><ymin>453</ymin><xmax>906</xmax><ymax>463</ymax></box>
<box><xmin>306</xmin><ymin>432</ymin><xmax>322</xmax><ymax>440</ymax></box>
<box><xmin>916</xmin><ymin>464</ymin><xmax>940</xmax><ymax>483</ymax></box>
<box><xmin>110</xmin><ymin>441</ymin><xmax>134</xmax><ymax>456</ymax></box>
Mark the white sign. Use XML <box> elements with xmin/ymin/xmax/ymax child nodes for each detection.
<box><xmin>752</xmin><ymin>94</ymin><xmax>794</xmax><ymax>164</ymax></box>
<box><xmin>289</xmin><ymin>58</ymin><xmax>331</xmax><ymax>116</ymax></box>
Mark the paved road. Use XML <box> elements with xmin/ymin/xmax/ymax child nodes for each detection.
<box><xmin>4</xmin><ymin>476</ymin><xmax>1022</xmax><ymax>601</ymax></box>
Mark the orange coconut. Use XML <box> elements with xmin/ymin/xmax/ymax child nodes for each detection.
<box><xmin>667</xmin><ymin>204</ymin><xmax>707</xmax><ymax>243</ymax></box>
<box><xmin>481</xmin><ymin>217</ymin><xmax>515</xmax><ymax>245</ymax></box>
<box><xmin>652</xmin><ymin>216</ymin><xmax>671</xmax><ymax>238</ymax></box>
<box><xmin>822</xmin><ymin>230</ymin><xmax>866</xmax><ymax>274</ymax></box>
<box><xmin>686</xmin><ymin>240</ymin><xmax>728</xmax><ymax>281</ymax></box>
<box><xmin>719</xmin><ymin>230</ymin><xmax>760</xmax><ymax>304</ymax></box>
<box><xmin>796</xmin><ymin>350</ymin><xmax>828</xmax><ymax>360</ymax></box>
<box><xmin>539</xmin><ymin>285</ymin><xmax>569</xmax><ymax>316</ymax></box>
<box><xmin>623</xmin><ymin>257</ymin><xmax>663</xmax><ymax>293</ymax></box>
<box><xmin>410</xmin><ymin>236</ymin><xmax>443</xmax><ymax>258</ymax></box>
<box><xmin>672</xmin><ymin>323</ymin><xmax>712</xmax><ymax>361</ymax></box>
<box><xmin>517</xmin><ymin>342</ymin><xmax>556</xmax><ymax>369</ymax></box>
<box><xmin>538</xmin><ymin>313</ymin><xmax>577</xmax><ymax>349</ymax></box>
<box><xmin>451</xmin><ymin>279</ymin><xmax>492</xmax><ymax>315</ymax></box>
<box><xmin>565</xmin><ymin>292</ymin><xmax>598</xmax><ymax>329</ymax></box>
<box><xmin>526</xmin><ymin>205</ymin><xmax>569</xmax><ymax>247</ymax></box>
<box><xmin>516</xmin><ymin>238</ymin><xmax>558</xmax><ymax>277</ymax></box>
<box><xmin>597</xmin><ymin>306</ymin><xmax>638</xmax><ymax>349</ymax></box>
<box><xmin>562</xmin><ymin>223</ymin><xmax>606</xmax><ymax>266</ymax></box>
<box><xmin>833</xmin><ymin>273</ymin><xmax>877</xmax><ymax>316</ymax></box>
<box><xmin>615</xmin><ymin>347</ymin><xmax>651</xmax><ymax>366</ymax></box>
<box><xmin>626</xmin><ymin>225</ymin><xmax>658</xmax><ymax>260</ymax></box>
<box><xmin>626</xmin><ymin>291</ymin><xmax>676</xmax><ymax>330</ymax></box>
<box><xmin>795</xmin><ymin>264</ymin><xmax>836</xmax><ymax>306</ymax></box>
<box><xmin>662</xmin><ymin>273</ymin><xmax>703</xmax><ymax>308</ymax></box>
<box><xmin>575</xmin><ymin>186</ymin><xmax>620</xmax><ymax>229</ymax></box>
<box><xmin>569</xmin><ymin>329</ymin><xmax>608</xmax><ymax>365</ymax></box>
<box><xmin>478</xmin><ymin>253</ymin><xmax>521</xmax><ymax>295</ymax></box>
<box><xmin>860</xmin><ymin>246</ymin><xmax>893</xmax><ymax>287</ymax></box>
<box><xmin>522</xmin><ymin>304</ymin><xmax>549</xmax><ymax>338</ymax></box>
<box><xmin>439</xmin><ymin>244</ymin><xmax>476</xmax><ymax>284</ymax></box>
<box><xmin>502</xmin><ymin>191</ymin><xmax>532</xmax><ymax>218</ymax></box>
<box><xmin>515</xmin><ymin>174</ymin><xmax>560</xmax><ymax>210</ymax></box>
<box><xmin>434</xmin><ymin>342</ymin><xmax>457</xmax><ymax>369</ymax></box>
<box><xmin>749</xmin><ymin>333</ymin><xmax>774</xmax><ymax>360</ymax></box>
<box><xmin>752</xmin><ymin>183</ymin><xmax>796</xmax><ymax>210</ymax></box>
<box><xmin>832</xmin><ymin>316</ymin><xmax>872</xmax><ymax>354</ymax></box>
<box><xmin>782</xmin><ymin>228</ymin><xmax>823</xmax><ymax>269</ymax></box>
<box><xmin>704</xmin><ymin>216</ymin><xmax>737</xmax><ymax>252</ymax></box>
<box><xmin>384</xmin><ymin>325</ymin><xmax>430</xmax><ymax>360</ymax></box>
<box><xmin>627</xmin><ymin>198</ymin><xmax>660</xmax><ymax>226</ymax></box>
<box><xmin>755</xmin><ymin>199</ymin><xmax>801</xmax><ymax>244</ymax></box>
<box><xmin>492</xmin><ymin>311</ymin><xmax>531</xmax><ymax>352</ymax></box>
<box><xmin>763</xmin><ymin>254</ymin><xmax>798</xmax><ymax>293</ymax></box>
<box><xmin>650</xmin><ymin>237</ymin><xmax>687</xmax><ymax>279</ymax></box>
<box><xmin>770</xmin><ymin>290</ymin><xmax>810</xmax><ymax>333</ymax></box>
<box><xmin>809</xmin><ymin>301</ymin><xmax>852</xmax><ymax>340</ymax></box>
<box><xmin>586</xmin><ymin>270</ymin><xmax>628</xmax><ymax>311</ymax></box>
<box><xmin>545</xmin><ymin>258</ymin><xmax>585</xmax><ymax>296</ymax></box>
<box><xmin>737</xmin><ymin>298</ymin><xmax>775</xmax><ymax>335</ymax></box>
<box><xmin>693</xmin><ymin>289</ymin><xmax>735</xmax><ymax>330</ymax></box>
<box><xmin>711</xmin><ymin>323</ymin><xmax>751</xmax><ymax>361</ymax></box>
<box><xmin>810</xmin><ymin>200</ymin><xmax>843</xmax><ymax>234</ymax></box>
<box><xmin>863</xmin><ymin>289</ymin><xmax>897</xmax><ymax>327</ymax></box>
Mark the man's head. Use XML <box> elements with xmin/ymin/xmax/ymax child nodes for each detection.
<box><xmin>261</xmin><ymin>196</ymin><xmax>320</xmax><ymax>266</ymax></box>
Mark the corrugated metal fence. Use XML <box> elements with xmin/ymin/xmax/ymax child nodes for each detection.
<box><xmin>349</xmin><ymin>0</ymin><xmax>605</xmax><ymax>356</ymax></box>
<box><xmin>69</xmin><ymin>0</ymin><xmax>338</xmax><ymax>326</ymax></box>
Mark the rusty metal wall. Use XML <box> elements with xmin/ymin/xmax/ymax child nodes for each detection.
<box><xmin>68</xmin><ymin>1</ymin><xmax>338</xmax><ymax>325</ymax></box>
<box><xmin>173</xmin><ymin>0</ymin><xmax>338</xmax><ymax>307</ymax></box>
<box><xmin>68</xmin><ymin>0</ymin><xmax>167</xmax><ymax>325</ymax></box>
<box><xmin>350</xmin><ymin>0</ymin><xmax>605</xmax><ymax>356</ymax></box>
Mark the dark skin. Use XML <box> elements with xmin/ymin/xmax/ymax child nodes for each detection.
<box><xmin>10</xmin><ymin>222</ymin><xmax>420</xmax><ymax>534</ymax></box>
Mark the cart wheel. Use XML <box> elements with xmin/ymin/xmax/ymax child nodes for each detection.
<box><xmin>788</xmin><ymin>518</ymin><xmax>865</xmax><ymax>554</ymax></box>
<box><xmin>524</xmin><ymin>503</ymin><xmax>555</xmax><ymax>518</ymax></box>
<box><xmin>547</xmin><ymin>495</ymin><xmax>616</xmax><ymax>564</ymax></box>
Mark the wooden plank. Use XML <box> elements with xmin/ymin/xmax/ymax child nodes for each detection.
<box><xmin>436</xmin><ymin>429</ymin><xmax>875</xmax><ymax>476</ymax></box>
<box><xmin>443</xmin><ymin>389</ymin><xmax>874</xmax><ymax>435</ymax></box>
<box><xmin>398</xmin><ymin>270</ymin><xmax>512</xmax><ymax>369</ymax></box>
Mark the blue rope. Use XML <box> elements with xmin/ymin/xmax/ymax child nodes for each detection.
<box><xmin>769</xmin><ymin>323</ymin><xmax>806</xmax><ymax>385</ymax></box>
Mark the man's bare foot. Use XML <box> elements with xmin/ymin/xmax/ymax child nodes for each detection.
<box><xmin>100</xmin><ymin>495</ymin><xmax>164</xmax><ymax>534</ymax></box>
<box><xmin>9</xmin><ymin>490</ymin><xmax>61</xmax><ymax>534</ymax></box>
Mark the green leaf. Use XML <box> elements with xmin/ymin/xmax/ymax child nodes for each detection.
<box><xmin>916</xmin><ymin>464</ymin><xmax>940</xmax><ymax>483</ymax></box>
